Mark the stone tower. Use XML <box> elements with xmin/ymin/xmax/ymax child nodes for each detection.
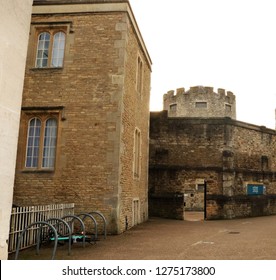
<box><xmin>163</xmin><ymin>86</ymin><xmax>236</xmax><ymax>119</ymax></box>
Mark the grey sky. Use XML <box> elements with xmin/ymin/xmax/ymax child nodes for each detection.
<box><xmin>130</xmin><ymin>0</ymin><xmax>276</xmax><ymax>129</ymax></box>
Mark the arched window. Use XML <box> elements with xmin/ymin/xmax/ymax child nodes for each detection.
<box><xmin>25</xmin><ymin>116</ymin><xmax>58</xmax><ymax>169</ymax></box>
<box><xmin>36</xmin><ymin>32</ymin><xmax>50</xmax><ymax>68</ymax></box>
<box><xmin>26</xmin><ymin>118</ymin><xmax>41</xmax><ymax>167</ymax></box>
<box><xmin>42</xmin><ymin>118</ymin><xmax>57</xmax><ymax>168</ymax></box>
<box><xmin>35</xmin><ymin>31</ymin><xmax>66</xmax><ymax>68</ymax></box>
<box><xmin>51</xmin><ymin>32</ymin><xmax>65</xmax><ymax>67</ymax></box>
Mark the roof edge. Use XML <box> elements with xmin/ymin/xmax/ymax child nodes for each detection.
<box><xmin>33</xmin><ymin>0</ymin><xmax>129</xmax><ymax>5</ymax></box>
<box><xmin>32</xmin><ymin>1</ymin><xmax>152</xmax><ymax>68</ymax></box>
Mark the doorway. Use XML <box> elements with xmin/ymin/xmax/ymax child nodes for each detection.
<box><xmin>184</xmin><ymin>180</ymin><xmax>206</xmax><ymax>221</ymax></box>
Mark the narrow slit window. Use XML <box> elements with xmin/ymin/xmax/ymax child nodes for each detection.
<box><xmin>136</xmin><ymin>56</ymin><xmax>143</xmax><ymax>94</ymax></box>
<box><xmin>133</xmin><ymin>128</ymin><xmax>141</xmax><ymax>178</ymax></box>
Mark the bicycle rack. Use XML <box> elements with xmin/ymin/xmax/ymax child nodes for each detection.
<box><xmin>88</xmin><ymin>211</ymin><xmax>107</xmax><ymax>239</ymax></box>
<box><xmin>14</xmin><ymin>211</ymin><xmax>108</xmax><ymax>259</ymax></box>
<box><xmin>77</xmin><ymin>213</ymin><xmax>98</xmax><ymax>243</ymax></box>
<box><xmin>15</xmin><ymin>221</ymin><xmax>58</xmax><ymax>260</ymax></box>
<box><xmin>46</xmin><ymin>218</ymin><xmax>72</xmax><ymax>255</ymax></box>
<box><xmin>62</xmin><ymin>215</ymin><xmax>86</xmax><ymax>248</ymax></box>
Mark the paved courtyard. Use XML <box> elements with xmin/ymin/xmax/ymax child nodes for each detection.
<box><xmin>11</xmin><ymin>213</ymin><xmax>276</xmax><ymax>260</ymax></box>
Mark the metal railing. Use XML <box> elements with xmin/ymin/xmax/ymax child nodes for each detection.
<box><xmin>8</xmin><ymin>203</ymin><xmax>74</xmax><ymax>253</ymax></box>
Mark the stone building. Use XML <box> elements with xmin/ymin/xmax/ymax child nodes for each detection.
<box><xmin>13</xmin><ymin>0</ymin><xmax>152</xmax><ymax>234</ymax></box>
<box><xmin>149</xmin><ymin>86</ymin><xmax>276</xmax><ymax>220</ymax></box>
<box><xmin>0</xmin><ymin>0</ymin><xmax>33</xmax><ymax>260</ymax></box>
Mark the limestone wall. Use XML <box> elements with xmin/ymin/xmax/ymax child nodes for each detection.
<box><xmin>0</xmin><ymin>0</ymin><xmax>33</xmax><ymax>260</ymax></box>
<box><xmin>14</xmin><ymin>1</ymin><xmax>151</xmax><ymax>234</ymax></box>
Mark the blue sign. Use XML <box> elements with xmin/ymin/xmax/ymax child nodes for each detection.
<box><xmin>247</xmin><ymin>184</ymin><xmax>265</xmax><ymax>195</ymax></box>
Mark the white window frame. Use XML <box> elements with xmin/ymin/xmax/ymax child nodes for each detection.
<box><xmin>35</xmin><ymin>30</ymin><xmax>66</xmax><ymax>68</ymax></box>
<box><xmin>25</xmin><ymin>116</ymin><xmax>58</xmax><ymax>170</ymax></box>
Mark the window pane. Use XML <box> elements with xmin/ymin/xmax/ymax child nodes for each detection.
<box><xmin>32</xmin><ymin>157</ymin><xmax>39</xmax><ymax>168</ymax></box>
<box><xmin>33</xmin><ymin>145</ymin><xmax>39</xmax><ymax>156</ymax></box>
<box><xmin>43</xmin><ymin>50</ymin><xmax>49</xmax><ymax>59</ymax></box>
<box><xmin>35</xmin><ymin>125</ymin><xmax>41</xmax><ymax>135</ymax></box>
<box><xmin>36</xmin><ymin>32</ymin><xmax>50</xmax><ymax>68</ymax></box>
<box><xmin>29</xmin><ymin>126</ymin><xmax>35</xmax><ymax>136</ymax></box>
<box><xmin>26</xmin><ymin>157</ymin><xmax>32</xmax><ymax>168</ymax></box>
<box><xmin>38</xmin><ymin>41</ymin><xmax>44</xmax><ymax>50</ymax></box>
<box><xmin>37</xmin><ymin>49</ymin><xmax>43</xmax><ymax>58</ymax></box>
<box><xmin>58</xmin><ymin>49</ymin><xmax>64</xmax><ymax>59</ymax></box>
<box><xmin>42</xmin><ymin>59</ymin><xmax>48</xmax><ymax>67</ymax></box>
<box><xmin>51</xmin><ymin>58</ymin><xmax>58</xmax><ymax>67</ymax></box>
<box><xmin>51</xmin><ymin>32</ymin><xmax>65</xmax><ymax>67</ymax></box>
<box><xmin>44</xmin><ymin>40</ymin><xmax>50</xmax><ymax>50</ymax></box>
<box><xmin>25</xmin><ymin>118</ymin><xmax>41</xmax><ymax>168</ymax></box>
<box><xmin>59</xmin><ymin>39</ymin><xmax>65</xmax><ymax>49</ymax></box>
<box><xmin>42</xmin><ymin>118</ymin><xmax>57</xmax><ymax>168</ymax></box>
<box><xmin>40</xmin><ymin>32</ymin><xmax>50</xmax><ymax>41</ymax></box>
<box><xmin>52</xmin><ymin>48</ymin><xmax>59</xmax><ymax>59</ymax></box>
<box><xmin>36</xmin><ymin>59</ymin><xmax>42</xmax><ymax>68</ymax></box>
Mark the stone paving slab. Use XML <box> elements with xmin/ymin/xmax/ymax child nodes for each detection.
<box><xmin>10</xmin><ymin>214</ymin><xmax>276</xmax><ymax>260</ymax></box>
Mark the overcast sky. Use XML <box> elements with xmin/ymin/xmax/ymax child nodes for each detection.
<box><xmin>129</xmin><ymin>0</ymin><xmax>276</xmax><ymax>129</ymax></box>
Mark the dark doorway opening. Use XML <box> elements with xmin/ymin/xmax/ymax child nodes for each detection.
<box><xmin>183</xmin><ymin>180</ymin><xmax>206</xmax><ymax>221</ymax></box>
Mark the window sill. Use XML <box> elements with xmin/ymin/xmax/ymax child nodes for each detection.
<box><xmin>21</xmin><ymin>169</ymin><xmax>55</xmax><ymax>174</ymax></box>
<box><xmin>29</xmin><ymin>67</ymin><xmax>63</xmax><ymax>71</ymax></box>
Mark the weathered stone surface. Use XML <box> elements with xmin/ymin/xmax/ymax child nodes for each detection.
<box><xmin>14</xmin><ymin>1</ymin><xmax>151</xmax><ymax>234</ymax></box>
<box><xmin>149</xmin><ymin>110</ymin><xmax>276</xmax><ymax>220</ymax></box>
<box><xmin>163</xmin><ymin>86</ymin><xmax>236</xmax><ymax>119</ymax></box>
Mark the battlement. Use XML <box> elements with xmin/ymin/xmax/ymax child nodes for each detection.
<box><xmin>163</xmin><ymin>85</ymin><xmax>236</xmax><ymax>119</ymax></box>
<box><xmin>163</xmin><ymin>86</ymin><xmax>235</xmax><ymax>102</ymax></box>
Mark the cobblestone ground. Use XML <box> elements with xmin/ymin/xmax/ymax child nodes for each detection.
<box><xmin>10</xmin><ymin>213</ymin><xmax>276</xmax><ymax>260</ymax></box>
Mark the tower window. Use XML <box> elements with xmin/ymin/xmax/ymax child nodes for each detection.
<box><xmin>225</xmin><ymin>104</ymin><xmax>232</xmax><ymax>113</ymax></box>
<box><xmin>170</xmin><ymin>104</ymin><xmax>177</xmax><ymax>111</ymax></box>
<box><xmin>195</xmin><ymin>102</ymin><xmax>207</xmax><ymax>108</ymax></box>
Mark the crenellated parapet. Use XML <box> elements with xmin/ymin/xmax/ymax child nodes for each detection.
<box><xmin>163</xmin><ymin>86</ymin><xmax>236</xmax><ymax>119</ymax></box>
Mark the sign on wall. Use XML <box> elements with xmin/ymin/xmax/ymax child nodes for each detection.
<box><xmin>247</xmin><ymin>184</ymin><xmax>265</xmax><ymax>195</ymax></box>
